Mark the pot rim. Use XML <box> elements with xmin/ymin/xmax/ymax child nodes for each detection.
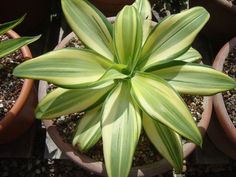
<box><xmin>213</xmin><ymin>36</ymin><xmax>236</xmax><ymax>147</ymax></box>
<box><xmin>0</xmin><ymin>30</ymin><xmax>33</xmax><ymax>131</ymax></box>
<box><xmin>39</xmin><ymin>30</ymin><xmax>212</xmax><ymax>176</ymax></box>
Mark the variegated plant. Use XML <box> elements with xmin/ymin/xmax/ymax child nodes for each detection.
<box><xmin>13</xmin><ymin>0</ymin><xmax>236</xmax><ymax>177</ymax></box>
<box><xmin>0</xmin><ymin>16</ymin><xmax>40</xmax><ymax>68</ymax></box>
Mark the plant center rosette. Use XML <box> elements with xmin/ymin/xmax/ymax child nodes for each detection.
<box><xmin>13</xmin><ymin>0</ymin><xmax>236</xmax><ymax>177</ymax></box>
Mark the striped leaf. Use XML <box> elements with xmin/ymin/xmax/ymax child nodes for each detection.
<box><xmin>143</xmin><ymin>113</ymin><xmax>183</xmax><ymax>173</ymax></box>
<box><xmin>140</xmin><ymin>7</ymin><xmax>209</xmax><ymax>70</ymax></box>
<box><xmin>130</xmin><ymin>72</ymin><xmax>202</xmax><ymax>145</ymax></box>
<box><xmin>174</xmin><ymin>47</ymin><xmax>201</xmax><ymax>62</ymax></box>
<box><xmin>132</xmin><ymin>0</ymin><xmax>152</xmax><ymax>44</ymax></box>
<box><xmin>113</xmin><ymin>5</ymin><xmax>142</xmax><ymax>70</ymax></box>
<box><xmin>61</xmin><ymin>0</ymin><xmax>114</xmax><ymax>60</ymax></box>
<box><xmin>0</xmin><ymin>36</ymin><xmax>40</xmax><ymax>58</ymax></box>
<box><xmin>73</xmin><ymin>106</ymin><xmax>102</xmax><ymax>151</ymax></box>
<box><xmin>0</xmin><ymin>15</ymin><xmax>25</xmax><ymax>35</ymax></box>
<box><xmin>102</xmin><ymin>82</ymin><xmax>141</xmax><ymax>177</ymax></box>
<box><xmin>151</xmin><ymin>61</ymin><xmax>236</xmax><ymax>95</ymax></box>
<box><xmin>36</xmin><ymin>83</ymin><xmax>113</xmax><ymax>119</ymax></box>
<box><xmin>13</xmin><ymin>48</ymin><xmax>114</xmax><ymax>89</ymax></box>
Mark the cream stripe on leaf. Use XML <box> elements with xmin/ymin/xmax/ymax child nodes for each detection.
<box><xmin>174</xmin><ymin>47</ymin><xmax>202</xmax><ymax>63</ymax></box>
<box><xmin>61</xmin><ymin>0</ymin><xmax>114</xmax><ymax>60</ymax></box>
<box><xmin>13</xmin><ymin>48</ymin><xmax>115</xmax><ymax>89</ymax></box>
<box><xmin>73</xmin><ymin>106</ymin><xmax>102</xmax><ymax>151</ymax></box>
<box><xmin>0</xmin><ymin>36</ymin><xmax>40</xmax><ymax>58</ymax></box>
<box><xmin>102</xmin><ymin>82</ymin><xmax>141</xmax><ymax>177</ymax></box>
<box><xmin>139</xmin><ymin>7</ymin><xmax>209</xmax><ymax>70</ymax></box>
<box><xmin>131</xmin><ymin>72</ymin><xmax>202</xmax><ymax>145</ymax></box>
<box><xmin>151</xmin><ymin>61</ymin><xmax>236</xmax><ymax>95</ymax></box>
<box><xmin>36</xmin><ymin>83</ymin><xmax>114</xmax><ymax>119</ymax></box>
<box><xmin>143</xmin><ymin>113</ymin><xmax>183</xmax><ymax>173</ymax></box>
<box><xmin>0</xmin><ymin>15</ymin><xmax>25</xmax><ymax>35</ymax></box>
<box><xmin>113</xmin><ymin>5</ymin><xmax>142</xmax><ymax>70</ymax></box>
<box><xmin>132</xmin><ymin>0</ymin><xmax>152</xmax><ymax>44</ymax></box>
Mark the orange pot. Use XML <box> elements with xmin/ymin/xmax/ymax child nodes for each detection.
<box><xmin>0</xmin><ymin>30</ymin><xmax>37</xmax><ymax>144</ymax></box>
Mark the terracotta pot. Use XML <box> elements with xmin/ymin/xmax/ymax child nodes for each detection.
<box><xmin>0</xmin><ymin>30</ymin><xmax>37</xmax><ymax>144</ymax></box>
<box><xmin>190</xmin><ymin>0</ymin><xmax>236</xmax><ymax>52</ymax></box>
<box><xmin>38</xmin><ymin>31</ymin><xmax>213</xmax><ymax>176</ymax></box>
<box><xmin>0</xmin><ymin>0</ymin><xmax>51</xmax><ymax>35</ymax></box>
<box><xmin>208</xmin><ymin>37</ymin><xmax>236</xmax><ymax>159</ymax></box>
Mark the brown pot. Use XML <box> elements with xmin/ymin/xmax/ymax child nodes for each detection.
<box><xmin>0</xmin><ymin>30</ymin><xmax>37</xmax><ymax>144</ymax></box>
<box><xmin>190</xmin><ymin>0</ymin><xmax>236</xmax><ymax>52</ymax></box>
<box><xmin>38</xmin><ymin>31</ymin><xmax>213</xmax><ymax>177</ymax></box>
<box><xmin>208</xmin><ymin>37</ymin><xmax>236</xmax><ymax>159</ymax></box>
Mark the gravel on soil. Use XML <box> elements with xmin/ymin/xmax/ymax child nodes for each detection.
<box><xmin>0</xmin><ymin>35</ymin><xmax>24</xmax><ymax>120</ymax></box>
<box><xmin>53</xmin><ymin>93</ymin><xmax>203</xmax><ymax>167</ymax></box>
<box><xmin>222</xmin><ymin>47</ymin><xmax>236</xmax><ymax>126</ymax></box>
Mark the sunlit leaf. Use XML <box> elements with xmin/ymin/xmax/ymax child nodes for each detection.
<box><xmin>151</xmin><ymin>61</ymin><xmax>236</xmax><ymax>95</ymax></box>
<box><xmin>131</xmin><ymin>72</ymin><xmax>202</xmax><ymax>145</ymax></box>
<box><xmin>102</xmin><ymin>82</ymin><xmax>141</xmax><ymax>177</ymax></box>
<box><xmin>13</xmin><ymin>48</ymin><xmax>113</xmax><ymax>89</ymax></box>
<box><xmin>140</xmin><ymin>7</ymin><xmax>209</xmax><ymax>70</ymax></box>
<box><xmin>36</xmin><ymin>83</ymin><xmax>113</xmax><ymax>119</ymax></box>
<box><xmin>143</xmin><ymin>113</ymin><xmax>183</xmax><ymax>173</ymax></box>
<box><xmin>73</xmin><ymin>106</ymin><xmax>102</xmax><ymax>151</ymax></box>
<box><xmin>0</xmin><ymin>36</ymin><xmax>40</xmax><ymax>58</ymax></box>
<box><xmin>113</xmin><ymin>5</ymin><xmax>142</xmax><ymax>70</ymax></box>
<box><xmin>61</xmin><ymin>0</ymin><xmax>114</xmax><ymax>60</ymax></box>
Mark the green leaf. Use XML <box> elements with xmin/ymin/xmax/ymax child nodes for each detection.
<box><xmin>36</xmin><ymin>83</ymin><xmax>114</xmax><ymax>119</ymax></box>
<box><xmin>140</xmin><ymin>7</ymin><xmax>209</xmax><ymax>70</ymax></box>
<box><xmin>61</xmin><ymin>0</ymin><xmax>114</xmax><ymax>60</ymax></box>
<box><xmin>174</xmin><ymin>47</ymin><xmax>201</xmax><ymax>62</ymax></box>
<box><xmin>113</xmin><ymin>5</ymin><xmax>142</xmax><ymax>70</ymax></box>
<box><xmin>73</xmin><ymin>106</ymin><xmax>102</xmax><ymax>151</ymax></box>
<box><xmin>132</xmin><ymin>0</ymin><xmax>152</xmax><ymax>44</ymax></box>
<box><xmin>0</xmin><ymin>36</ymin><xmax>40</xmax><ymax>58</ymax></box>
<box><xmin>151</xmin><ymin>61</ymin><xmax>236</xmax><ymax>95</ymax></box>
<box><xmin>102</xmin><ymin>82</ymin><xmax>141</xmax><ymax>177</ymax></box>
<box><xmin>0</xmin><ymin>15</ymin><xmax>25</xmax><ymax>35</ymax></box>
<box><xmin>143</xmin><ymin>113</ymin><xmax>183</xmax><ymax>173</ymax></box>
<box><xmin>130</xmin><ymin>72</ymin><xmax>202</xmax><ymax>145</ymax></box>
<box><xmin>13</xmin><ymin>48</ymin><xmax>114</xmax><ymax>89</ymax></box>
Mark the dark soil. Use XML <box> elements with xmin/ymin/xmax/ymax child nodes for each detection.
<box><xmin>222</xmin><ymin>47</ymin><xmax>236</xmax><ymax>127</ymax></box>
<box><xmin>0</xmin><ymin>35</ymin><xmax>24</xmax><ymax>120</ymax></box>
<box><xmin>152</xmin><ymin>0</ymin><xmax>188</xmax><ymax>21</ymax></box>
<box><xmin>54</xmin><ymin>93</ymin><xmax>203</xmax><ymax>167</ymax></box>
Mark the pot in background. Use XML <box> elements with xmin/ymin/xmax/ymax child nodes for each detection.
<box><xmin>208</xmin><ymin>37</ymin><xmax>236</xmax><ymax>159</ymax></box>
<box><xmin>0</xmin><ymin>30</ymin><xmax>37</xmax><ymax>144</ymax></box>
<box><xmin>190</xmin><ymin>0</ymin><xmax>236</xmax><ymax>52</ymax></box>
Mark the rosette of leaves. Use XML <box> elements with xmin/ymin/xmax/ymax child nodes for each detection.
<box><xmin>0</xmin><ymin>16</ymin><xmax>40</xmax><ymax>69</ymax></box>
<box><xmin>13</xmin><ymin>0</ymin><xmax>236</xmax><ymax>176</ymax></box>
